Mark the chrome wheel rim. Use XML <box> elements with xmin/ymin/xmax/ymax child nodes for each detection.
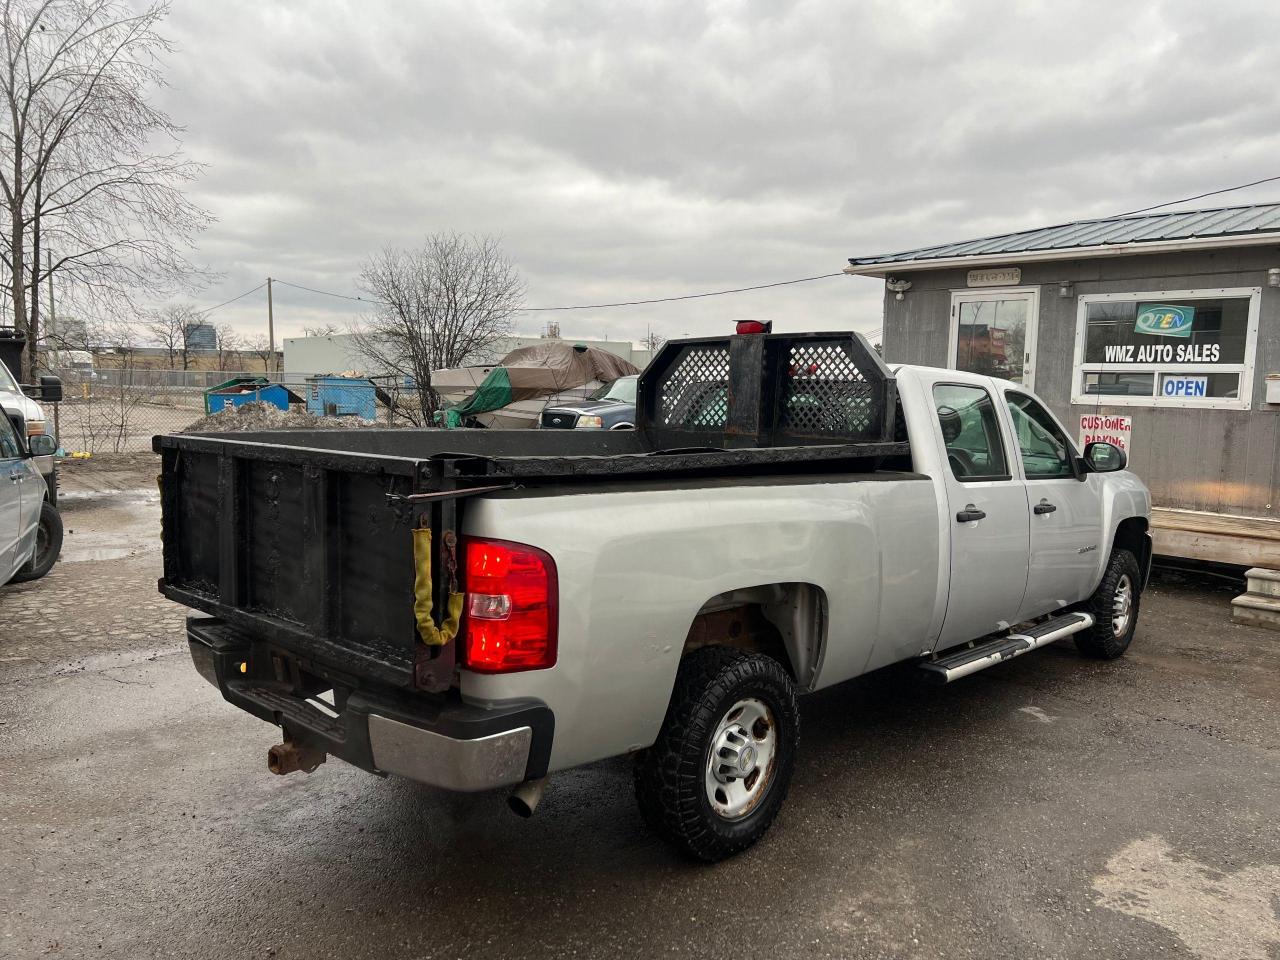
<box><xmin>705</xmin><ymin>697</ymin><xmax>777</xmax><ymax>821</ymax></box>
<box><xmin>1112</xmin><ymin>574</ymin><xmax>1133</xmax><ymax>637</ymax></box>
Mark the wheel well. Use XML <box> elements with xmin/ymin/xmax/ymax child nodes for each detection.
<box><xmin>680</xmin><ymin>583</ymin><xmax>827</xmax><ymax>690</ymax></box>
<box><xmin>1113</xmin><ymin>517</ymin><xmax>1151</xmax><ymax>573</ymax></box>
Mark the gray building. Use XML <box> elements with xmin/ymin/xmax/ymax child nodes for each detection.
<box><xmin>846</xmin><ymin>203</ymin><xmax>1280</xmax><ymax>586</ymax></box>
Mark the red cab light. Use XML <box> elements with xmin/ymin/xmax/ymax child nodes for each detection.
<box><xmin>735</xmin><ymin>320</ymin><xmax>772</xmax><ymax>335</ymax></box>
<box><xmin>461</xmin><ymin>538</ymin><xmax>558</xmax><ymax>673</ymax></box>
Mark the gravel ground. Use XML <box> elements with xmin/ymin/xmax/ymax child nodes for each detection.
<box><xmin>1</xmin><ymin>476</ymin><xmax>1278</xmax><ymax>960</ymax></box>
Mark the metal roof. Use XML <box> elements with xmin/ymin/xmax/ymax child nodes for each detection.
<box><xmin>847</xmin><ymin>202</ymin><xmax>1280</xmax><ymax>272</ymax></box>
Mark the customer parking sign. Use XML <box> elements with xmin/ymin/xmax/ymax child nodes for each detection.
<box><xmin>1079</xmin><ymin>413</ymin><xmax>1132</xmax><ymax>456</ymax></box>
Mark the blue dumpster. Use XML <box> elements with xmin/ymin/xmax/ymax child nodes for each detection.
<box><xmin>205</xmin><ymin>380</ymin><xmax>301</xmax><ymax>413</ymax></box>
<box><xmin>306</xmin><ymin>375</ymin><xmax>377</xmax><ymax>419</ymax></box>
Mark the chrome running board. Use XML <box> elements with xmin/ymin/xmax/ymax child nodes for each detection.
<box><xmin>919</xmin><ymin>612</ymin><xmax>1095</xmax><ymax>684</ymax></box>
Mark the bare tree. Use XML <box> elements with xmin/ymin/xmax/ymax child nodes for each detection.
<box><xmin>245</xmin><ymin>334</ymin><xmax>274</xmax><ymax>373</ymax></box>
<box><xmin>145</xmin><ymin>302</ymin><xmax>198</xmax><ymax>368</ymax></box>
<box><xmin>1</xmin><ymin>0</ymin><xmax>213</xmax><ymax>381</ymax></box>
<box><xmin>213</xmin><ymin>322</ymin><xmax>240</xmax><ymax>371</ymax></box>
<box><xmin>68</xmin><ymin>316</ymin><xmax>145</xmax><ymax>453</ymax></box>
<box><xmin>351</xmin><ymin>233</ymin><xmax>523</xmax><ymax>423</ymax></box>
<box><xmin>640</xmin><ymin>329</ymin><xmax>666</xmax><ymax>354</ymax></box>
<box><xmin>302</xmin><ymin>322</ymin><xmax>340</xmax><ymax>337</ymax></box>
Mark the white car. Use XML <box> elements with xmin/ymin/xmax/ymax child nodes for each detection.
<box><xmin>0</xmin><ymin>359</ymin><xmax>56</xmax><ymax>500</ymax></box>
<box><xmin>0</xmin><ymin>412</ymin><xmax>61</xmax><ymax>584</ymax></box>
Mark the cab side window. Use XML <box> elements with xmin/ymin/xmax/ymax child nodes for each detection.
<box><xmin>0</xmin><ymin>414</ymin><xmax>23</xmax><ymax>459</ymax></box>
<box><xmin>932</xmin><ymin>384</ymin><xmax>1009</xmax><ymax>481</ymax></box>
<box><xmin>1004</xmin><ymin>392</ymin><xmax>1075</xmax><ymax>479</ymax></box>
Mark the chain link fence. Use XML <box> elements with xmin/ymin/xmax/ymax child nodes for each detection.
<box><xmin>44</xmin><ymin>367</ymin><xmax>420</xmax><ymax>454</ymax></box>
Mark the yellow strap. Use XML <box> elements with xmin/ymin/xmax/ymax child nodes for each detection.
<box><xmin>413</xmin><ymin>527</ymin><xmax>463</xmax><ymax>646</ymax></box>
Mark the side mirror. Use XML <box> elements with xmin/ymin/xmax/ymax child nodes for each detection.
<box><xmin>1083</xmin><ymin>441</ymin><xmax>1127</xmax><ymax>473</ymax></box>
<box><xmin>28</xmin><ymin>433</ymin><xmax>56</xmax><ymax>457</ymax></box>
<box><xmin>39</xmin><ymin>375</ymin><xmax>63</xmax><ymax>402</ymax></box>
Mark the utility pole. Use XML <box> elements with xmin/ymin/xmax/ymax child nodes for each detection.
<box><xmin>266</xmin><ymin>276</ymin><xmax>276</xmax><ymax>373</ymax></box>
<box><xmin>46</xmin><ymin>251</ymin><xmax>56</xmax><ymax>346</ymax></box>
<box><xmin>47</xmin><ymin>251</ymin><xmax>59</xmax><ymax>440</ymax></box>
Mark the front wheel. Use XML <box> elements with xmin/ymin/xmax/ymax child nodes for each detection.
<box><xmin>1075</xmin><ymin>548</ymin><xmax>1141</xmax><ymax>659</ymax></box>
<box><xmin>634</xmin><ymin>647</ymin><xmax>799</xmax><ymax>861</ymax></box>
<box><xmin>10</xmin><ymin>501</ymin><xmax>63</xmax><ymax>584</ymax></box>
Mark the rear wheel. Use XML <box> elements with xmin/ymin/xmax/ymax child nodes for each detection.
<box><xmin>634</xmin><ymin>647</ymin><xmax>799</xmax><ymax>861</ymax></box>
<box><xmin>10</xmin><ymin>501</ymin><xmax>63</xmax><ymax>584</ymax></box>
<box><xmin>1075</xmin><ymin>548</ymin><xmax>1141</xmax><ymax>659</ymax></box>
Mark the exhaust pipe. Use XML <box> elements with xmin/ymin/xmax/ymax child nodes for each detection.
<box><xmin>267</xmin><ymin>738</ymin><xmax>326</xmax><ymax>775</ymax></box>
<box><xmin>508</xmin><ymin>777</ymin><xmax>548</xmax><ymax>818</ymax></box>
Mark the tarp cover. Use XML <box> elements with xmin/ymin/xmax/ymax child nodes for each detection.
<box><xmin>447</xmin><ymin>342</ymin><xmax>638</xmax><ymax>425</ymax></box>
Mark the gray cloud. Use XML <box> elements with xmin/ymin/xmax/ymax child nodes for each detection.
<box><xmin>150</xmin><ymin>0</ymin><xmax>1280</xmax><ymax>347</ymax></box>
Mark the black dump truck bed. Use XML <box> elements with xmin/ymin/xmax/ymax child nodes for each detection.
<box><xmin>156</xmin><ymin>331</ymin><xmax>908</xmax><ymax>694</ymax></box>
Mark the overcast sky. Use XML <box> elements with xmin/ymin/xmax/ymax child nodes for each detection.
<box><xmin>153</xmin><ymin>0</ymin><xmax>1280</xmax><ymax>347</ymax></box>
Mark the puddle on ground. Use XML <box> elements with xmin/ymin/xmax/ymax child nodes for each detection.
<box><xmin>61</xmin><ymin>545</ymin><xmax>139</xmax><ymax>563</ymax></box>
<box><xmin>1093</xmin><ymin>835</ymin><xmax>1280</xmax><ymax>960</ymax></box>
<box><xmin>59</xmin><ymin>488</ymin><xmax>160</xmax><ymax>505</ymax></box>
<box><xmin>57</xmin><ymin>489</ymin><xmax>163</xmax><ymax>564</ymax></box>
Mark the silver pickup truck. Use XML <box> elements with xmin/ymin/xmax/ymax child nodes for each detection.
<box><xmin>157</xmin><ymin>329</ymin><xmax>1150</xmax><ymax>861</ymax></box>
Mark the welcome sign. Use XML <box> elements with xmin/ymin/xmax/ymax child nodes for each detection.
<box><xmin>1135</xmin><ymin>303</ymin><xmax>1194</xmax><ymax>338</ymax></box>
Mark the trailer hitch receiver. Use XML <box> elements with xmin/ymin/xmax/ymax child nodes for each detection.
<box><xmin>267</xmin><ymin>737</ymin><xmax>327</xmax><ymax>775</ymax></box>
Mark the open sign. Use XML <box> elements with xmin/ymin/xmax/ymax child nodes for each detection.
<box><xmin>1161</xmin><ymin>375</ymin><xmax>1208</xmax><ymax>398</ymax></box>
<box><xmin>1135</xmin><ymin>303</ymin><xmax>1195</xmax><ymax>338</ymax></box>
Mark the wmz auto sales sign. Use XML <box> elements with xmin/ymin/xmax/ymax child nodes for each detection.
<box><xmin>1079</xmin><ymin>414</ymin><xmax>1132</xmax><ymax>455</ymax></box>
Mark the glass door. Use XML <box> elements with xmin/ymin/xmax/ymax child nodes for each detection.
<box><xmin>949</xmin><ymin>287</ymin><xmax>1040</xmax><ymax>388</ymax></box>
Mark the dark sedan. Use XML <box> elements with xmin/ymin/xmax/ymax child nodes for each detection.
<box><xmin>540</xmin><ymin>375</ymin><xmax>638</xmax><ymax>430</ymax></box>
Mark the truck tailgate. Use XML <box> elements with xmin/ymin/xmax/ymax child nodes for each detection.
<box><xmin>157</xmin><ymin>437</ymin><xmax>423</xmax><ymax>688</ymax></box>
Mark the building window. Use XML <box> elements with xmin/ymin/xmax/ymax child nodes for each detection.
<box><xmin>1071</xmin><ymin>287</ymin><xmax>1261</xmax><ymax>410</ymax></box>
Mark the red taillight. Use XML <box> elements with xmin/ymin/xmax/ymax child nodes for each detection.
<box><xmin>735</xmin><ymin>320</ymin><xmax>772</xmax><ymax>335</ymax></box>
<box><xmin>461</xmin><ymin>538</ymin><xmax>558</xmax><ymax>673</ymax></box>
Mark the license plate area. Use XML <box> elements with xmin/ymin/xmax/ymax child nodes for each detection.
<box><xmin>228</xmin><ymin>644</ymin><xmax>361</xmax><ymax>743</ymax></box>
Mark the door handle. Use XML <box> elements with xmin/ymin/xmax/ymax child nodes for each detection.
<box><xmin>1033</xmin><ymin>499</ymin><xmax>1057</xmax><ymax>515</ymax></box>
<box><xmin>8</xmin><ymin>471</ymin><xmax>21</xmax><ymax>482</ymax></box>
<box><xmin>956</xmin><ymin>504</ymin><xmax>986</xmax><ymax>523</ymax></box>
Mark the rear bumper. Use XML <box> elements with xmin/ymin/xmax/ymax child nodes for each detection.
<box><xmin>187</xmin><ymin>618</ymin><xmax>553</xmax><ymax>792</ymax></box>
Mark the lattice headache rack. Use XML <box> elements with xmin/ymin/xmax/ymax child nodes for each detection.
<box><xmin>636</xmin><ymin>331</ymin><xmax>901</xmax><ymax>451</ymax></box>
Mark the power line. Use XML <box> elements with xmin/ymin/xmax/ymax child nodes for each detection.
<box><xmin>272</xmin><ymin>278</ymin><xmax>376</xmax><ymax>303</ymax></box>
<box><xmin>272</xmin><ymin>272</ymin><xmax>846</xmax><ymax>313</ymax></box>
<box><xmin>195</xmin><ymin>281</ymin><xmax>266</xmax><ymax>317</ymax></box>
<box><xmin>517</xmin><ymin>272</ymin><xmax>845</xmax><ymax>311</ymax></box>
<box><xmin>1112</xmin><ymin>174</ymin><xmax>1280</xmax><ymax>217</ymax></box>
<box><xmin>195</xmin><ymin>175</ymin><xmax>1280</xmax><ymax>323</ymax></box>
